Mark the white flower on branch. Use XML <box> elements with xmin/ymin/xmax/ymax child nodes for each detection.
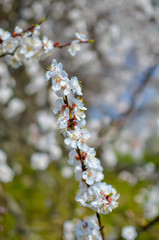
<box><xmin>75</xmin><ymin>32</ymin><xmax>88</xmax><ymax>42</ymax></box>
<box><xmin>88</xmin><ymin>182</ymin><xmax>120</xmax><ymax>214</ymax></box>
<box><xmin>70</xmin><ymin>76</ymin><xmax>82</xmax><ymax>96</ymax></box>
<box><xmin>57</xmin><ymin>108</ymin><xmax>70</xmax><ymax>129</ymax></box>
<box><xmin>68</xmin><ymin>40</ymin><xmax>80</xmax><ymax>56</ymax></box>
<box><xmin>47</xmin><ymin>59</ymin><xmax>119</xmax><ymax>219</ymax></box>
<box><xmin>82</xmin><ymin>167</ymin><xmax>104</xmax><ymax>185</ymax></box>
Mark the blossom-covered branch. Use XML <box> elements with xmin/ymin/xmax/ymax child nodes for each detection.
<box><xmin>0</xmin><ymin>20</ymin><xmax>93</xmax><ymax>68</ymax></box>
<box><xmin>46</xmin><ymin>59</ymin><xmax>120</xmax><ymax>239</ymax></box>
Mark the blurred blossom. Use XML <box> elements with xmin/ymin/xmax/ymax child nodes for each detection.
<box><xmin>0</xmin><ymin>63</ymin><xmax>16</xmax><ymax>105</ymax></box>
<box><xmin>135</xmin><ymin>0</ymin><xmax>154</xmax><ymax>17</ymax></box>
<box><xmin>119</xmin><ymin>171</ymin><xmax>138</xmax><ymax>186</ymax></box>
<box><xmin>0</xmin><ymin>87</ymin><xmax>13</xmax><ymax>104</ymax></box>
<box><xmin>134</xmin><ymin>162</ymin><xmax>156</xmax><ymax>180</ymax></box>
<box><xmin>68</xmin><ymin>9</ymin><xmax>82</xmax><ymax>21</ymax></box>
<box><xmin>134</xmin><ymin>188</ymin><xmax>148</xmax><ymax>204</ymax></box>
<box><xmin>102</xmin><ymin>147</ymin><xmax>117</xmax><ymax>167</ymax></box>
<box><xmin>61</xmin><ymin>166</ymin><xmax>73</xmax><ymax>179</ymax></box>
<box><xmin>30</xmin><ymin>152</ymin><xmax>50</xmax><ymax>170</ymax></box>
<box><xmin>63</xmin><ymin>220</ymin><xmax>75</xmax><ymax>240</ymax></box>
<box><xmin>21</xmin><ymin>8</ymin><xmax>33</xmax><ymax>20</ymax></box>
<box><xmin>25</xmin><ymin>62</ymin><xmax>47</xmax><ymax>95</ymax></box>
<box><xmin>0</xmin><ymin>149</ymin><xmax>7</xmax><ymax>164</ymax></box>
<box><xmin>0</xmin><ymin>149</ymin><xmax>14</xmax><ymax>182</ymax></box>
<box><xmin>121</xmin><ymin>225</ymin><xmax>137</xmax><ymax>240</ymax></box>
<box><xmin>28</xmin><ymin>125</ymin><xmax>62</xmax><ymax>160</ymax></box>
<box><xmin>4</xmin><ymin>98</ymin><xmax>26</xmax><ymax>118</ymax></box>
<box><xmin>144</xmin><ymin>184</ymin><xmax>159</xmax><ymax>220</ymax></box>
<box><xmin>0</xmin><ymin>165</ymin><xmax>14</xmax><ymax>182</ymax></box>
<box><xmin>75</xmin><ymin>32</ymin><xmax>87</xmax><ymax>41</ymax></box>
<box><xmin>36</xmin><ymin>111</ymin><xmax>56</xmax><ymax>132</ymax></box>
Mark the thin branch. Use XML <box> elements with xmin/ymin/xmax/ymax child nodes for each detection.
<box><xmin>0</xmin><ymin>46</ymin><xmax>19</xmax><ymax>57</ymax></box>
<box><xmin>0</xmin><ymin>39</ymin><xmax>92</xmax><ymax>58</ymax></box>
<box><xmin>54</xmin><ymin>39</ymin><xmax>90</xmax><ymax>49</ymax></box>
<box><xmin>96</xmin><ymin>212</ymin><xmax>105</xmax><ymax>240</ymax></box>
<box><xmin>115</xmin><ymin>215</ymin><xmax>159</xmax><ymax>240</ymax></box>
<box><xmin>137</xmin><ymin>215</ymin><xmax>159</xmax><ymax>235</ymax></box>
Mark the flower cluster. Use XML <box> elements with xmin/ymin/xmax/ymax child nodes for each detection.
<box><xmin>0</xmin><ymin>21</ymin><xmax>90</xmax><ymax>68</ymax></box>
<box><xmin>0</xmin><ymin>20</ymin><xmax>54</xmax><ymax>68</ymax></box>
<box><xmin>46</xmin><ymin>59</ymin><xmax>119</xmax><ymax>215</ymax></box>
<box><xmin>68</xmin><ymin>32</ymin><xmax>88</xmax><ymax>56</ymax></box>
<box><xmin>74</xmin><ymin>218</ymin><xmax>102</xmax><ymax>240</ymax></box>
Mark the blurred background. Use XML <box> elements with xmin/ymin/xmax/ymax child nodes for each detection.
<box><xmin>0</xmin><ymin>0</ymin><xmax>159</xmax><ymax>239</ymax></box>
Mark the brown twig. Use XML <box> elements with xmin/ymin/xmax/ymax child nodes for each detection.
<box><xmin>0</xmin><ymin>46</ymin><xmax>18</xmax><ymax>58</ymax></box>
<box><xmin>96</xmin><ymin>212</ymin><xmax>105</xmax><ymax>240</ymax></box>
<box><xmin>0</xmin><ymin>18</ymin><xmax>45</xmax><ymax>45</ymax></box>
<box><xmin>137</xmin><ymin>215</ymin><xmax>159</xmax><ymax>236</ymax></box>
<box><xmin>54</xmin><ymin>39</ymin><xmax>90</xmax><ymax>49</ymax></box>
<box><xmin>76</xmin><ymin>147</ymin><xmax>87</xmax><ymax>172</ymax></box>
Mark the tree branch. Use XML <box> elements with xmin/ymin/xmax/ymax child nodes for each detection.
<box><xmin>96</xmin><ymin>212</ymin><xmax>105</xmax><ymax>240</ymax></box>
<box><xmin>137</xmin><ymin>215</ymin><xmax>159</xmax><ymax>236</ymax></box>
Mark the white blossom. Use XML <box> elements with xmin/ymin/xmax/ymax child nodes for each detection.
<box><xmin>75</xmin><ymin>32</ymin><xmax>88</xmax><ymax>41</ymax></box>
<box><xmin>57</xmin><ymin>107</ymin><xmax>70</xmax><ymax>129</ymax></box>
<box><xmin>68</xmin><ymin>40</ymin><xmax>80</xmax><ymax>56</ymax></box>
<box><xmin>20</xmin><ymin>37</ymin><xmax>42</xmax><ymax>59</ymax></box>
<box><xmin>76</xmin><ymin>182</ymin><xmax>120</xmax><ymax>214</ymax></box>
<box><xmin>68</xmin><ymin>96</ymin><xmax>87</xmax><ymax>110</ymax></box>
<box><xmin>14</xmin><ymin>26</ymin><xmax>23</xmax><ymax>34</ymax></box>
<box><xmin>68</xmin><ymin>149</ymin><xmax>80</xmax><ymax>166</ymax></box>
<box><xmin>54</xmin><ymin>98</ymin><xmax>66</xmax><ymax>115</ymax></box>
<box><xmin>82</xmin><ymin>168</ymin><xmax>104</xmax><ymax>185</ymax></box>
<box><xmin>70</xmin><ymin>76</ymin><xmax>82</xmax><ymax>95</ymax></box>
<box><xmin>88</xmin><ymin>183</ymin><xmax>120</xmax><ymax>214</ymax></box>
<box><xmin>46</xmin><ymin>59</ymin><xmax>63</xmax><ymax>81</ymax></box>
<box><xmin>64</xmin><ymin>127</ymin><xmax>81</xmax><ymax>148</ymax></box>
<box><xmin>72</xmin><ymin>107</ymin><xmax>86</xmax><ymax>121</ymax></box>
<box><xmin>42</xmin><ymin>36</ymin><xmax>53</xmax><ymax>53</ymax></box>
